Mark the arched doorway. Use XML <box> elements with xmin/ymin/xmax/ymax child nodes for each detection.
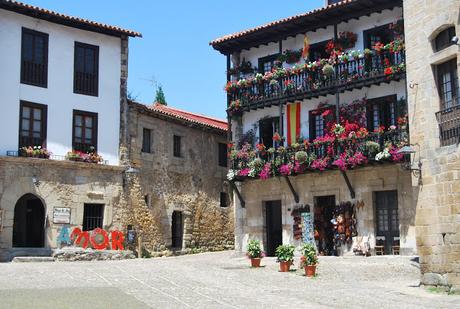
<box><xmin>13</xmin><ymin>194</ymin><xmax>45</xmax><ymax>247</ymax></box>
<box><xmin>171</xmin><ymin>211</ymin><xmax>183</xmax><ymax>249</ymax></box>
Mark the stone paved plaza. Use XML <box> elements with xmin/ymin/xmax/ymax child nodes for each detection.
<box><xmin>0</xmin><ymin>251</ymin><xmax>458</xmax><ymax>308</ymax></box>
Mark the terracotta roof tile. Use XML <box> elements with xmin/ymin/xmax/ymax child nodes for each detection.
<box><xmin>1</xmin><ymin>0</ymin><xmax>141</xmax><ymax>37</ymax></box>
<box><xmin>129</xmin><ymin>101</ymin><xmax>228</xmax><ymax>132</ymax></box>
<box><xmin>210</xmin><ymin>0</ymin><xmax>354</xmax><ymax>46</ymax></box>
<box><xmin>150</xmin><ymin>103</ymin><xmax>228</xmax><ymax>131</ymax></box>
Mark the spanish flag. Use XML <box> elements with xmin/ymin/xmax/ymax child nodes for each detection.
<box><xmin>301</xmin><ymin>35</ymin><xmax>310</xmax><ymax>60</ymax></box>
<box><xmin>287</xmin><ymin>102</ymin><xmax>301</xmax><ymax>145</ymax></box>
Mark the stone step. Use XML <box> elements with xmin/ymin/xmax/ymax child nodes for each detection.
<box><xmin>12</xmin><ymin>256</ymin><xmax>55</xmax><ymax>263</ymax></box>
<box><xmin>0</xmin><ymin>248</ymin><xmax>53</xmax><ymax>262</ymax></box>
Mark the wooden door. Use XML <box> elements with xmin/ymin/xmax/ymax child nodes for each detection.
<box><xmin>374</xmin><ymin>191</ymin><xmax>399</xmax><ymax>254</ymax></box>
<box><xmin>265</xmin><ymin>201</ymin><xmax>282</xmax><ymax>256</ymax></box>
<box><xmin>171</xmin><ymin>211</ymin><xmax>183</xmax><ymax>249</ymax></box>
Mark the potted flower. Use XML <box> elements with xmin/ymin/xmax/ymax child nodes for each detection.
<box><xmin>299</xmin><ymin>243</ymin><xmax>318</xmax><ymax>277</ymax></box>
<box><xmin>246</xmin><ymin>239</ymin><xmax>264</xmax><ymax>267</ymax></box>
<box><xmin>275</xmin><ymin>244</ymin><xmax>295</xmax><ymax>272</ymax></box>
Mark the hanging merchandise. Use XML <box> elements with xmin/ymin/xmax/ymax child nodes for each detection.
<box><xmin>331</xmin><ymin>201</ymin><xmax>358</xmax><ymax>246</ymax></box>
<box><xmin>291</xmin><ymin>205</ymin><xmax>313</xmax><ymax>243</ymax></box>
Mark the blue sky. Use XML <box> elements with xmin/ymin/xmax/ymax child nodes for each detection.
<box><xmin>26</xmin><ymin>0</ymin><xmax>324</xmax><ymax>119</ymax></box>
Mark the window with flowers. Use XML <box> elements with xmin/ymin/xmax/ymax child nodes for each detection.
<box><xmin>366</xmin><ymin>95</ymin><xmax>397</xmax><ymax>132</ymax></box>
<box><xmin>258</xmin><ymin>54</ymin><xmax>280</xmax><ymax>74</ymax></box>
<box><xmin>259</xmin><ymin>117</ymin><xmax>280</xmax><ymax>148</ymax></box>
<box><xmin>363</xmin><ymin>24</ymin><xmax>394</xmax><ymax>49</ymax></box>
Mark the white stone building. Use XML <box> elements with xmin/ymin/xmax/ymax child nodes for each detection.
<box><xmin>211</xmin><ymin>0</ymin><xmax>416</xmax><ymax>256</ymax></box>
<box><xmin>0</xmin><ymin>0</ymin><xmax>140</xmax><ymax>260</ymax></box>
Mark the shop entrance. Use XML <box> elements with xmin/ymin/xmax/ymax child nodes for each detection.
<box><xmin>171</xmin><ymin>211</ymin><xmax>183</xmax><ymax>249</ymax></box>
<box><xmin>265</xmin><ymin>200</ymin><xmax>282</xmax><ymax>256</ymax></box>
<box><xmin>12</xmin><ymin>194</ymin><xmax>45</xmax><ymax>248</ymax></box>
<box><xmin>314</xmin><ymin>195</ymin><xmax>336</xmax><ymax>256</ymax></box>
<box><xmin>374</xmin><ymin>191</ymin><xmax>399</xmax><ymax>254</ymax></box>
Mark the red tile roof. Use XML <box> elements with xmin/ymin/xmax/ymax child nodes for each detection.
<box><xmin>150</xmin><ymin>103</ymin><xmax>228</xmax><ymax>131</ymax></box>
<box><xmin>0</xmin><ymin>0</ymin><xmax>142</xmax><ymax>37</ymax></box>
<box><xmin>210</xmin><ymin>0</ymin><xmax>353</xmax><ymax>45</ymax></box>
<box><xmin>129</xmin><ymin>101</ymin><xmax>228</xmax><ymax>132</ymax></box>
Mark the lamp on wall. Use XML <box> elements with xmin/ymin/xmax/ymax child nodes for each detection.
<box><xmin>452</xmin><ymin>36</ymin><xmax>459</xmax><ymax>45</ymax></box>
<box><xmin>397</xmin><ymin>145</ymin><xmax>422</xmax><ymax>184</ymax></box>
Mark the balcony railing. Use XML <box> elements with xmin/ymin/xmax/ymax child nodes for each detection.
<box><xmin>5</xmin><ymin>150</ymin><xmax>109</xmax><ymax>165</ymax></box>
<box><xmin>21</xmin><ymin>60</ymin><xmax>47</xmax><ymax>87</ymax></box>
<box><xmin>227</xmin><ymin>50</ymin><xmax>405</xmax><ymax>110</ymax></box>
<box><xmin>74</xmin><ymin>72</ymin><xmax>98</xmax><ymax>96</ymax></box>
<box><xmin>228</xmin><ymin>129</ymin><xmax>408</xmax><ymax>181</ymax></box>
<box><xmin>436</xmin><ymin>105</ymin><xmax>460</xmax><ymax>146</ymax></box>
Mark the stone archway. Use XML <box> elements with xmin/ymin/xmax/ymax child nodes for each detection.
<box><xmin>12</xmin><ymin>194</ymin><xmax>45</xmax><ymax>248</ymax></box>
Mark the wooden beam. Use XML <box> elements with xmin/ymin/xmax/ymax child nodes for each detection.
<box><xmin>230</xmin><ymin>181</ymin><xmax>246</xmax><ymax>208</ymax></box>
<box><xmin>284</xmin><ymin>176</ymin><xmax>299</xmax><ymax>203</ymax></box>
<box><xmin>341</xmin><ymin>171</ymin><xmax>356</xmax><ymax>199</ymax></box>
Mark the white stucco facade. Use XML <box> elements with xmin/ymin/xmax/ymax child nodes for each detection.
<box><xmin>0</xmin><ymin>9</ymin><xmax>121</xmax><ymax>165</ymax></box>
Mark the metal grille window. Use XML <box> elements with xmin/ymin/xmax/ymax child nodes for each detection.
<box><xmin>19</xmin><ymin>101</ymin><xmax>47</xmax><ymax>148</ymax></box>
<box><xmin>21</xmin><ymin>28</ymin><xmax>48</xmax><ymax>87</ymax></box>
<box><xmin>142</xmin><ymin>128</ymin><xmax>152</xmax><ymax>153</ymax></box>
<box><xmin>173</xmin><ymin>135</ymin><xmax>182</xmax><ymax>157</ymax></box>
<box><xmin>218</xmin><ymin>143</ymin><xmax>227</xmax><ymax>167</ymax></box>
<box><xmin>437</xmin><ymin>59</ymin><xmax>459</xmax><ymax>111</ymax></box>
<box><xmin>73</xmin><ymin>110</ymin><xmax>98</xmax><ymax>152</ymax></box>
<box><xmin>435</xmin><ymin>27</ymin><xmax>456</xmax><ymax>52</ymax></box>
<box><xmin>74</xmin><ymin>42</ymin><xmax>99</xmax><ymax>96</ymax></box>
<box><xmin>82</xmin><ymin>204</ymin><xmax>104</xmax><ymax>231</ymax></box>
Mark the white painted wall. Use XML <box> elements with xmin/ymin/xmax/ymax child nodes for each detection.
<box><xmin>239</xmin><ymin>7</ymin><xmax>403</xmax><ymax>75</ymax></box>
<box><xmin>233</xmin><ymin>7</ymin><xmax>405</xmax><ymax>143</ymax></box>
<box><xmin>0</xmin><ymin>9</ymin><xmax>121</xmax><ymax>165</ymax></box>
<box><xmin>235</xmin><ymin>80</ymin><xmax>406</xmax><ymax>144</ymax></box>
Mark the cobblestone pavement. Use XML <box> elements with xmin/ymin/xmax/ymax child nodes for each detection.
<box><xmin>0</xmin><ymin>251</ymin><xmax>458</xmax><ymax>308</ymax></box>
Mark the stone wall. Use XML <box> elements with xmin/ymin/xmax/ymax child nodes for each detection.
<box><xmin>234</xmin><ymin>164</ymin><xmax>416</xmax><ymax>255</ymax></box>
<box><xmin>404</xmin><ymin>0</ymin><xmax>460</xmax><ymax>291</ymax></box>
<box><xmin>0</xmin><ymin>157</ymin><xmax>124</xmax><ymax>260</ymax></box>
<box><xmin>127</xmin><ymin>104</ymin><xmax>234</xmax><ymax>252</ymax></box>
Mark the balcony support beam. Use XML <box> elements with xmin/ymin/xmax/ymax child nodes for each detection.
<box><xmin>230</xmin><ymin>181</ymin><xmax>246</xmax><ymax>208</ymax></box>
<box><xmin>341</xmin><ymin>170</ymin><xmax>356</xmax><ymax>199</ymax></box>
<box><xmin>284</xmin><ymin>176</ymin><xmax>299</xmax><ymax>203</ymax></box>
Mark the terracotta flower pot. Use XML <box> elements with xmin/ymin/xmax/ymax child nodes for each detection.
<box><xmin>279</xmin><ymin>261</ymin><xmax>291</xmax><ymax>272</ymax></box>
<box><xmin>250</xmin><ymin>258</ymin><xmax>261</xmax><ymax>268</ymax></box>
<box><xmin>305</xmin><ymin>265</ymin><xmax>317</xmax><ymax>277</ymax></box>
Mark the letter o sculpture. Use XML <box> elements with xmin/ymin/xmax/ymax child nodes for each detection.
<box><xmin>90</xmin><ymin>228</ymin><xmax>109</xmax><ymax>250</ymax></box>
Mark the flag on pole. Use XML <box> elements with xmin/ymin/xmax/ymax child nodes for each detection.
<box><xmin>301</xmin><ymin>35</ymin><xmax>310</xmax><ymax>60</ymax></box>
<box><xmin>287</xmin><ymin>102</ymin><xmax>301</xmax><ymax>145</ymax></box>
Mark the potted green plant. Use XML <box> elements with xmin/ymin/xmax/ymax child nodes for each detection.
<box><xmin>246</xmin><ymin>239</ymin><xmax>264</xmax><ymax>267</ymax></box>
<box><xmin>299</xmin><ymin>243</ymin><xmax>318</xmax><ymax>277</ymax></box>
<box><xmin>275</xmin><ymin>244</ymin><xmax>295</xmax><ymax>272</ymax></box>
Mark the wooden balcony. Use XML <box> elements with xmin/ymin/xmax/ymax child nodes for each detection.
<box><xmin>227</xmin><ymin>50</ymin><xmax>405</xmax><ymax>112</ymax></box>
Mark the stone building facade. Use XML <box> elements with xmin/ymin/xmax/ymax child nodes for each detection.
<box><xmin>0</xmin><ymin>1</ymin><xmax>140</xmax><ymax>260</ymax></box>
<box><xmin>211</xmin><ymin>0</ymin><xmax>417</xmax><ymax>257</ymax></box>
<box><xmin>126</xmin><ymin>101</ymin><xmax>234</xmax><ymax>253</ymax></box>
<box><xmin>404</xmin><ymin>0</ymin><xmax>460</xmax><ymax>291</ymax></box>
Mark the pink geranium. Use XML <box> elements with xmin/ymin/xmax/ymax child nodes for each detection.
<box><xmin>259</xmin><ymin>163</ymin><xmax>272</xmax><ymax>180</ymax></box>
<box><xmin>238</xmin><ymin>168</ymin><xmax>250</xmax><ymax>177</ymax></box>
<box><xmin>279</xmin><ymin>164</ymin><xmax>292</xmax><ymax>176</ymax></box>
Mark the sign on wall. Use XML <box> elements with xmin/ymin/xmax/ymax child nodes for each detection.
<box><xmin>53</xmin><ymin>207</ymin><xmax>71</xmax><ymax>224</ymax></box>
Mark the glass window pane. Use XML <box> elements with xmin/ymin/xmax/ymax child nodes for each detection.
<box><xmin>22</xmin><ymin>119</ymin><xmax>30</xmax><ymax>130</ymax></box>
<box><xmin>35</xmin><ymin>37</ymin><xmax>44</xmax><ymax>64</ymax></box>
<box><xmin>22</xmin><ymin>107</ymin><xmax>30</xmax><ymax>119</ymax></box>
<box><xmin>85</xmin><ymin>128</ymin><xmax>92</xmax><ymax>139</ymax></box>
<box><xmin>33</xmin><ymin>120</ymin><xmax>41</xmax><ymax>132</ymax></box>
<box><xmin>85</xmin><ymin>117</ymin><xmax>93</xmax><ymax>128</ymax></box>
<box><xmin>33</xmin><ymin>132</ymin><xmax>40</xmax><ymax>138</ymax></box>
<box><xmin>75</xmin><ymin>127</ymin><xmax>82</xmax><ymax>138</ymax></box>
<box><xmin>75</xmin><ymin>115</ymin><xmax>82</xmax><ymax>126</ymax></box>
<box><xmin>33</xmin><ymin>108</ymin><xmax>41</xmax><ymax>120</ymax></box>
<box><xmin>22</xmin><ymin>34</ymin><xmax>33</xmax><ymax>61</ymax></box>
<box><xmin>76</xmin><ymin>47</ymin><xmax>85</xmax><ymax>72</ymax></box>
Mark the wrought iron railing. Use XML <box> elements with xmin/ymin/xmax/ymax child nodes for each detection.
<box><xmin>21</xmin><ymin>60</ymin><xmax>46</xmax><ymax>86</ymax></box>
<box><xmin>5</xmin><ymin>151</ymin><xmax>109</xmax><ymax>165</ymax></box>
<box><xmin>228</xmin><ymin>50</ymin><xmax>405</xmax><ymax>108</ymax></box>
<box><xmin>74</xmin><ymin>71</ymin><xmax>98</xmax><ymax>95</ymax></box>
<box><xmin>230</xmin><ymin>129</ymin><xmax>408</xmax><ymax>179</ymax></box>
<box><xmin>436</xmin><ymin>105</ymin><xmax>460</xmax><ymax>146</ymax></box>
